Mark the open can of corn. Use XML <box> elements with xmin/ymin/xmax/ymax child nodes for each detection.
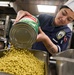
<box><xmin>9</xmin><ymin>15</ymin><xmax>40</xmax><ymax>49</ymax></box>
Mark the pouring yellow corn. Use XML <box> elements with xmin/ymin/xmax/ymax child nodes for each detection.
<box><xmin>0</xmin><ymin>46</ymin><xmax>44</xmax><ymax>75</ymax></box>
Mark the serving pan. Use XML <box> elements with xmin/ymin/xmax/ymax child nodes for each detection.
<box><xmin>50</xmin><ymin>49</ymin><xmax>74</xmax><ymax>75</ymax></box>
<box><xmin>0</xmin><ymin>49</ymin><xmax>49</xmax><ymax>75</ymax></box>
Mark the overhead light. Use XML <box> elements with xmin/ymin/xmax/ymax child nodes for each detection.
<box><xmin>0</xmin><ymin>1</ymin><xmax>10</xmax><ymax>7</ymax></box>
<box><xmin>37</xmin><ymin>5</ymin><xmax>57</xmax><ymax>13</ymax></box>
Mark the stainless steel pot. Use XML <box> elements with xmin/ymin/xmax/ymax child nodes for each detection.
<box><xmin>50</xmin><ymin>49</ymin><xmax>74</xmax><ymax>75</ymax></box>
<box><xmin>0</xmin><ymin>49</ymin><xmax>49</xmax><ymax>75</ymax></box>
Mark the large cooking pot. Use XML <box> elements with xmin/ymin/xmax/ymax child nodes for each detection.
<box><xmin>50</xmin><ymin>49</ymin><xmax>74</xmax><ymax>75</ymax></box>
<box><xmin>0</xmin><ymin>49</ymin><xmax>49</xmax><ymax>75</ymax></box>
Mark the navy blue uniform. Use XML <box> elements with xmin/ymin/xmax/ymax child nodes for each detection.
<box><xmin>32</xmin><ymin>14</ymin><xmax>72</xmax><ymax>55</ymax></box>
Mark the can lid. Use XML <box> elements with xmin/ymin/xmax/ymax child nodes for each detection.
<box><xmin>9</xmin><ymin>22</ymin><xmax>37</xmax><ymax>49</ymax></box>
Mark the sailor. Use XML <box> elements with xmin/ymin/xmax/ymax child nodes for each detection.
<box><xmin>14</xmin><ymin>0</ymin><xmax>74</xmax><ymax>56</ymax></box>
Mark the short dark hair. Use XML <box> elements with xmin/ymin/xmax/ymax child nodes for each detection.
<box><xmin>60</xmin><ymin>5</ymin><xmax>70</xmax><ymax>10</ymax></box>
<box><xmin>60</xmin><ymin>5</ymin><xmax>74</xmax><ymax>22</ymax></box>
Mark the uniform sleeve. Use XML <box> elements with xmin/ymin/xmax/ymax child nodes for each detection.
<box><xmin>57</xmin><ymin>30</ymin><xmax>72</xmax><ymax>52</ymax></box>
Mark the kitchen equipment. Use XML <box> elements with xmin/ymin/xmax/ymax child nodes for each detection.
<box><xmin>50</xmin><ymin>49</ymin><xmax>74</xmax><ymax>75</ymax></box>
<box><xmin>0</xmin><ymin>72</ymin><xmax>12</xmax><ymax>75</ymax></box>
<box><xmin>9</xmin><ymin>15</ymin><xmax>40</xmax><ymax>49</ymax></box>
<box><xmin>0</xmin><ymin>29</ymin><xmax>4</xmax><ymax>37</ymax></box>
<box><xmin>0</xmin><ymin>37</ymin><xmax>7</xmax><ymax>49</ymax></box>
<box><xmin>0</xmin><ymin>49</ymin><xmax>49</xmax><ymax>75</ymax></box>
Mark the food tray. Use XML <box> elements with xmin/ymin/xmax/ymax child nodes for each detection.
<box><xmin>50</xmin><ymin>49</ymin><xmax>74</xmax><ymax>75</ymax></box>
<box><xmin>0</xmin><ymin>49</ymin><xmax>49</xmax><ymax>75</ymax></box>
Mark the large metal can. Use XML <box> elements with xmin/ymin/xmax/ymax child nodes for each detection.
<box><xmin>9</xmin><ymin>15</ymin><xmax>40</xmax><ymax>49</ymax></box>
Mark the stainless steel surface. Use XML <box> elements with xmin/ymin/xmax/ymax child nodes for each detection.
<box><xmin>0</xmin><ymin>49</ymin><xmax>49</xmax><ymax>75</ymax></box>
<box><xmin>50</xmin><ymin>49</ymin><xmax>74</xmax><ymax>75</ymax></box>
<box><xmin>30</xmin><ymin>49</ymin><xmax>49</xmax><ymax>75</ymax></box>
<box><xmin>0</xmin><ymin>0</ymin><xmax>68</xmax><ymax>16</ymax></box>
<box><xmin>13</xmin><ymin>0</ymin><xmax>68</xmax><ymax>15</ymax></box>
<box><xmin>50</xmin><ymin>49</ymin><xmax>74</xmax><ymax>62</ymax></box>
<box><xmin>4</xmin><ymin>15</ymin><xmax>10</xmax><ymax>38</ymax></box>
<box><xmin>0</xmin><ymin>72</ymin><xmax>12</xmax><ymax>75</ymax></box>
